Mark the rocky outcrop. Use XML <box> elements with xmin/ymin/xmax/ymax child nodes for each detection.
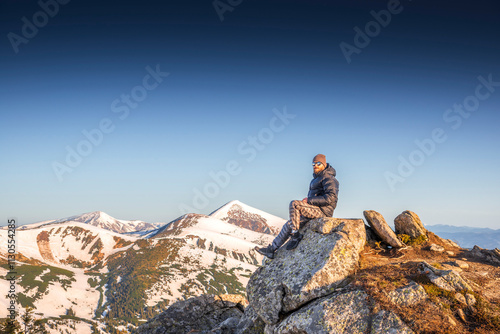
<box><xmin>387</xmin><ymin>281</ymin><xmax>428</xmax><ymax>307</ymax></box>
<box><xmin>246</xmin><ymin>218</ymin><xmax>366</xmax><ymax>325</ymax></box>
<box><xmin>394</xmin><ymin>210</ymin><xmax>427</xmax><ymax>239</ymax></box>
<box><xmin>363</xmin><ymin>210</ymin><xmax>404</xmax><ymax>248</ymax></box>
<box><xmin>371</xmin><ymin>310</ymin><xmax>415</xmax><ymax>334</ymax></box>
<box><xmin>470</xmin><ymin>245</ymin><xmax>500</xmax><ymax>266</ymax></box>
<box><xmin>273</xmin><ymin>290</ymin><xmax>371</xmax><ymax>334</ymax></box>
<box><xmin>135</xmin><ymin>294</ymin><xmax>247</xmax><ymax>334</ymax></box>
<box><xmin>136</xmin><ymin>212</ymin><xmax>500</xmax><ymax>334</ymax></box>
<box><xmin>234</xmin><ymin>305</ymin><xmax>266</xmax><ymax>334</ymax></box>
<box><xmin>222</xmin><ymin>203</ymin><xmax>274</xmax><ymax>235</ymax></box>
<box><xmin>419</xmin><ymin>262</ymin><xmax>473</xmax><ymax>292</ymax></box>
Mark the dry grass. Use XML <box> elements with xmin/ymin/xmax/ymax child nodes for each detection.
<box><xmin>351</xmin><ymin>233</ymin><xmax>500</xmax><ymax>334</ymax></box>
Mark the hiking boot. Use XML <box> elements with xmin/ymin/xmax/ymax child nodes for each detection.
<box><xmin>255</xmin><ymin>244</ymin><xmax>276</xmax><ymax>259</ymax></box>
<box><xmin>286</xmin><ymin>231</ymin><xmax>303</xmax><ymax>250</ymax></box>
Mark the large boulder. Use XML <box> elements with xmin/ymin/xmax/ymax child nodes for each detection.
<box><xmin>273</xmin><ymin>290</ymin><xmax>372</xmax><ymax>334</ymax></box>
<box><xmin>394</xmin><ymin>210</ymin><xmax>427</xmax><ymax>238</ymax></box>
<box><xmin>135</xmin><ymin>294</ymin><xmax>246</xmax><ymax>334</ymax></box>
<box><xmin>235</xmin><ymin>305</ymin><xmax>266</xmax><ymax>334</ymax></box>
<box><xmin>363</xmin><ymin>210</ymin><xmax>404</xmax><ymax>248</ymax></box>
<box><xmin>246</xmin><ymin>217</ymin><xmax>366</xmax><ymax>325</ymax></box>
<box><xmin>371</xmin><ymin>310</ymin><xmax>415</xmax><ymax>334</ymax></box>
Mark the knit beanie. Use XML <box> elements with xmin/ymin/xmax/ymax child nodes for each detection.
<box><xmin>313</xmin><ymin>154</ymin><xmax>327</xmax><ymax>166</ymax></box>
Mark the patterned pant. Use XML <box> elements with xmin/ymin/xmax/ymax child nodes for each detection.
<box><xmin>271</xmin><ymin>200</ymin><xmax>326</xmax><ymax>250</ymax></box>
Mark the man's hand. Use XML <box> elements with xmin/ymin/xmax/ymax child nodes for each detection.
<box><xmin>302</xmin><ymin>197</ymin><xmax>308</xmax><ymax>203</ymax></box>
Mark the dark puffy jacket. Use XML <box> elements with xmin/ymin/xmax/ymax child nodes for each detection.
<box><xmin>307</xmin><ymin>164</ymin><xmax>339</xmax><ymax>217</ymax></box>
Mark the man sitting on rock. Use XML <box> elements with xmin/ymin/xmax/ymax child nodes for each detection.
<box><xmin>256</xmin><ymin>154</ymin><xmax>339</xmax><ymax>259</ymax></box>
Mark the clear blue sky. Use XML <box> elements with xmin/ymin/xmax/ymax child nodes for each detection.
<box><xmin>1</xmin><ymin>0</ymin><xmax>499</xmax><ymax>228</ymax></box>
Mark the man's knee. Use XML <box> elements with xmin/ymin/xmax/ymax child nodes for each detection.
<box><xmin>290</xmin><ymin>200</ymin><xmax>300</xmax><ymax>209</ymax></box>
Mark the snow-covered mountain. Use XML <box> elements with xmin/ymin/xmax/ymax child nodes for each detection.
<box><xmin>17</xmin><ymin>211</ymin><xmax>162</xmax><ymax>234</ymax></box>
<box><xmin>0</xmin><ymin>221</ymin><xmax>138</xmax><ymax>332</ymax></box>
<box><xmin>150</xmin><ymin>212</ymin><xmax>273</xmax><ymax>263</ymax></box>
<box><xmin>0</xmin><ymin>201</ymin><xmax>281</xmax><ymax>333</ymax></box>
<box><xmin>0</xmin><ymin>221</ymin><xmax>137</xmax><ymax>267</ymax></box>
<box><xmin>209</xmin><ymin>200</ymin><xmax>286</xmax><ymax>235</ymax></box>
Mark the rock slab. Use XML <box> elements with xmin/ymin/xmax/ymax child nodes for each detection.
<box><xmin>135</xmin><ymin>294</ymin><xmax>246</xmax><ymax>334</ymax></box>
<box><xmin>471</xmin><ymin>246</ymin><xmax>500</xmax><ymax>266</ymax></box>
<box><xmin>371</xmin><ymin>310</ymin><xmax>415</xmax><ymax>334</ymax></box>
<box><xmin>363</xmin><ymin>210</ymin><xmax>404</xmax><ymax>248</ymax></box>
<box><xmin>419</xmin><ymin>262</ymin><xmax>473</xmax><ymax>292</ymax></box>
<box><xmin>246</xmin><ymin>217</ymin><xmax>366</xmax><ymax>325</ymax></box>
<box><xmin>274</xmin><ymin>290</ymin><xmax>371</xmax><ymax>334</ymax></box>
<box><xmin>387</xmin><ymin>281</ymin><xmax>428</xmax><ymax>307</ymax></box>
<box><xmin>234</xmin><ymin>305</ymin><xmax>266</xmax><ymax>334</ymax></box>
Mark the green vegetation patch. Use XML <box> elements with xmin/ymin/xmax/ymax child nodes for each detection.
<box><xmin>397</xmin><ymin>234</ymin><xmax>427</xmax><ymax>246</ymax></box>
<box><xmin>17</xmin><ymin>292</ymin><xmax>36</xmax><ymax>308</ymax></box>
<box><xmin>1</xmin><ymin>264</ymin><xmax>75</xmax><ymax>294</ymax></box>
<box><xmin>100</xmin><ymin>238</ymin><xmax>185</xmax><ymax>323</ymax></box>
<box><xmin>195</xmin><ymin>264</ymin><xmax>245</xmax><ymax>296</ymax></box>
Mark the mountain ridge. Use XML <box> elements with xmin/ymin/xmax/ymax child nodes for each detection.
<box><xmin>0</xmin><ymin>201</ymin><xmax>279</xmax><ymax>333</ymax></box>
<box><xmin>208</xmin><ymin>199</ymin><xmax>286</xmax><ymax>235</ymax></box>
<box><xmin>426</xmin><ymin>224</ymin><xmax>500</xmax><ymax>249</ymax></box>
<box><xmin>14</xmin><ymin>210</ymin><xmax>164</xmax><ymax>234</ymax></box>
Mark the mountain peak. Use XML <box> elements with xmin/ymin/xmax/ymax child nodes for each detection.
<box><xmin>21</xmin><ymin>211</ymin><xmax>159</xmax><ymax>234</ymax></box>
<box><xmin>226</xmin><ymin>199</ymin><xmax>243</xmax><ymax>206</ymax></box>
<box><xmin>208</xmin><ymin>200</ymin><xmax>243</xmax><ymax>215</ymax></box>
<box><xmin>208</xmin><ymin>200</ymin><xmax>285</xmax><ymax>235</ymax></box>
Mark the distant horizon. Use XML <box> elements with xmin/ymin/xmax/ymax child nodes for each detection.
<box><xmin>9</xmin><ymin>199</ymin><xmax>500</xmax><ymax>232</ymax></box>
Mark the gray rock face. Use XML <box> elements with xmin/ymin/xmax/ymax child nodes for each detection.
<box><xmin>246</xmin><ymin>218</ymin><xmax>367</xmax><ymax>325</ymax></box>
<box><xmin>419</xmin><ymin>262</ymin><xmax>473</xmax><ymax>292</ymax></box>
<box><xmin>135</xmin><ymin>294</ymin><xmax>246</xmax><ymax>334</ymax></box>
<box><xmin>365</xmin><ymin>225</ymin><xmax>382</xmax><ymax>242</ymax></box>
<box><xmin>363</xmin><ymin>210</ymin><xmax>404</xmax><ymax>248</ymax></box>
<box><xmin>264</xmin><ymin>325</ymin><xmax>277</xmax><ymax>334</ymax></box>
<box><xmin>273</xmin><ymin>290</ymin><xmax>372</xmax><ymax>334</ymax></box>
<box><xmin>394</xmin><ymin>210</ymin><xmax>427</xmax><ymax>239</ymax></box>
<box><xmin>235</xmin><ymin>305</ymin><xmax>266</xmax><ymax>334</ymax></box>
<box><xmin>212</xmin><ymin>316</ymin><xmax>242</xmax><ymax>334</ymax></box>
<box><xmin>387</xmin><ymin>281</ymin><xmax>428</xmax><ymax>307</ymax></box>
<box><xmin>470</xmin><ymin>246</ymin><xmax>500</xmax><ymax>266</ymax></box>
<box><xmin>371</xmin><ymin>310</ymin><xmax>415</xmax><ymax>334</ymax></box>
